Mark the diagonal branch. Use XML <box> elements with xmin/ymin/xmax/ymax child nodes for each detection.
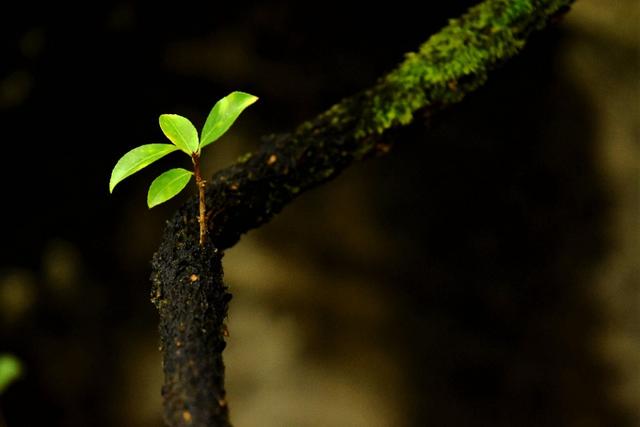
<box><xmin>200</xmin><ymin>0</ymin><xmax>573</xmax><ymax>251</ymax></box>
<box><xmin>151</xmin><ymin>1</ymin><xmax>574</xmax><ymax>426</ymax></box>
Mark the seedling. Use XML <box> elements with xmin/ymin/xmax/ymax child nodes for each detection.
<box><xmin>110</xmin><ymin>91</ymin><xmax>258</xmax><ymax>246</ymax></box>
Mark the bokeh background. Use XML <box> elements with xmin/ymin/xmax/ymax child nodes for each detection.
<box><xmin>0</xmin><ymin>1</ymin><xmax>638</xmax><ymax>426</ymax></box>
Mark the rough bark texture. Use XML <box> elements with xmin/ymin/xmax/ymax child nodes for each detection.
<box><xmin>151</xmin><ymin>220</ymin><xmax>231</xmax><ymax>426</ymax></box>
<box><xmin>150</xmin><ymin>1</ymin><xmax>574</xmax><ymax>426</ymax></box>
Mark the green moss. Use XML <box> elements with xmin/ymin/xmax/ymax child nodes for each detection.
<box><xmin>237</xmin><ymin>152</ymin><xmax>253</xmax><ymax>163</ymax></box>
<box><xmin>347</xmin><ymin>0</ymin><xmax>573</xmax><ymax>138</ymax></box>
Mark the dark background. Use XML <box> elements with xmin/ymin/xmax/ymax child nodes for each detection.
<box><xmin>0</xmin><ymin>1</ymin><xmax>638</xmax><ymax>426</ymax></box>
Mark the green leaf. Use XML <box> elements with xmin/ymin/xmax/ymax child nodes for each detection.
<box><xmin>147</xmin><ymin>168</ymin><xmax>193</xmax><ymax>208</ymax></box>
<box><xmin>110</xmin><ymin>144</ymin><xmax>179</xmax><ymax>193</ymax></box>
<box><xmin>200</xmin><ymin>91</ymin><xmax>258</xmax><ymax>149</ymax></box>
<box><xmin>159</xmin><ymin>114</ymin><xmax>200</xmax><ymax>154</ymax></box>
<box><xmin>0</xmin><ymin>354</ymin><xmax>23</xmax><ymax>394</ymax></box>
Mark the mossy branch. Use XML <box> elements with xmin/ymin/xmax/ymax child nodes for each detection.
<box><xmin>199</xmin><ymin>0</ymin><xmax>572</xmax><ymax>251</ymax></box>
<box><xmin>151</xmin><ymin>1</ymin><xmax>574</xmax><ymax>426</ymax></box>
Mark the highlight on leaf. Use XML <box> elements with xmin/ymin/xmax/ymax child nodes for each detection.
<box><xmin>109</xmin><ymin>144</ymin><xmax>180</xmax><ymax>193</ymax></box>
<box><xmin>200</xmin><ymin>91</ymin><xmax>258</xmax><ymax>149</ymax></box>
<box><xmin>159</xmin><ymin>114</ymin><xmax>200</xmax><ymax>154</ymax></box>
<box><xmin>147</xmin><ymin>168</ymin><xmax>193</xmax><ymax>208</ymax></box>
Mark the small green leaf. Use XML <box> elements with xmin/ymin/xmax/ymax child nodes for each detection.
<box><xmin>200</xmin><ymin>91</ymin><xmax>258</xmax><ymax>149</ymax></box>
<box><xmin>147</xmin><ymin>168</ymin><xmax>193</xmax><ymax>208</ymax></box>
<box><xmin>0</xmin><ymin>354</ymin><xmax>23</xmax><ymax>394</ymax></box>
<box><xmin>110</xmin><ymin>144</ymin><xmax>179</xmax><ymax>193</ymax></box>
<box><xmin>159</xmin><ymin>114</ymin><xmax>199</xmax><ymax>154</ymax></box>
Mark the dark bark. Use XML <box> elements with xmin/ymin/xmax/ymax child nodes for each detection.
<box><xmin>150</xmin><ymin>1</ymin><xmax>574</xmax><ymax>425</ymax></box>
<box><xmin>151</xmin><ymin>222</ymin><xmax>231</xmax><ymax>427</ymax></box>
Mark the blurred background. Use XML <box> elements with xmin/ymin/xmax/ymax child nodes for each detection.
<box><xmin>0</xmin><ymin>1</ymin><xmax>638</xmax><ymax>426</ymax></box>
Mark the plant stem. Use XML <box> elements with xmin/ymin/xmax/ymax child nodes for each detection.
<box><xmin>192</xmin><ymin>153</ymin><xmax>207</xmax><ymax>246</ymax></box>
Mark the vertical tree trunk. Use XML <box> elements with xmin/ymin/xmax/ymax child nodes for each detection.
<box><xmin>151</xmin><ymin>223</ymin><xmax>231</xmax><ymax>427</ymax></box>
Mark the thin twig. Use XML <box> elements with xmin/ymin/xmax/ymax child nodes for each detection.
<box><xmin>192</xmin><ymin>153</ymin><xmax>207</xmax><ymax>246</ymax></box>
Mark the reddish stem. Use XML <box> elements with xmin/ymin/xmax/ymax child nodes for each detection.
<box><xmin>192</xmin><ymin>153</ymin><xmax>207</xmax><ymax>246</ymax></box>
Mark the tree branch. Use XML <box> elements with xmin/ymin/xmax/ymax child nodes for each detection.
<box><xmin>150</xmin><ymin>1</ymin><xmax>574</xmax><ymax>425</ymax></box>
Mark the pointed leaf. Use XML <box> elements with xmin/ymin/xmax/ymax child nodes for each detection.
<box><xmin>159</xmin><ymin>114</ymin><xmax>199</xmax><ymax>154</ymax></box>
<box><xmin>147</xmin><ymin>168</ymin><xmax>193</xmax><ymax>208</ymax></box>
<box><xmin>200</xmin><ymin>91</ymin><xmax>258</xmax><ymax>149</ymax></box>
<box><xmin>110</xmin><ymin>144</ymin><xmax>179</xmax><ymax>193</ymax></box>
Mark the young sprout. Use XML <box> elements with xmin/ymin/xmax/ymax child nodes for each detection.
<box><xmin>110</xmin><ymin>91</ymin><xmax>258</xmax><ymax>246</ymax></box>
